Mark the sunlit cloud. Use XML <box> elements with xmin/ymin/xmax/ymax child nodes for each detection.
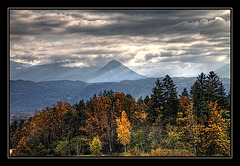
<box><xmin>10</xmin><ymin>9</ymin><xmax>230</xmax><ymax>77</ymax></box>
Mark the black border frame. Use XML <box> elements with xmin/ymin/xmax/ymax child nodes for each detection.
<box><xmin>6</xmin><ymin>7</ymin><xmax>234</xmax><ymax>159</ymax></box>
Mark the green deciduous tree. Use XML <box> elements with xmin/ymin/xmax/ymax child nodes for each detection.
<box><xmin>89</xmin><ymin>136</ymin><xmax>102</xmax><ymax>155</ymax></box>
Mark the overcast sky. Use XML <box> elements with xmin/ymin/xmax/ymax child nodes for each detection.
<box><xmin>10</xmin><ymin>9</ymin><xmax>230</xmax><ymax>77</ymax></box>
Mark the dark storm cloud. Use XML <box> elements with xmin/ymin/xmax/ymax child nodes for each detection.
<box><xmin>10</xmin><ymin>10</ymin><xmax>229</xmax><ymax>37</ymax></box>
<box><xmin>64</xmin><ymin>10</ymin><xmax>229</xmax><ymax>38</ymax></box>
<box><xmin>161</xmin><ymin>52</ymin><xmax>176</xmax><ymax>57</ymax></box>
<box><xmin>10</xmin><ymin>10</ymin><xmax>69</xmax><ymax>37</ymax></box>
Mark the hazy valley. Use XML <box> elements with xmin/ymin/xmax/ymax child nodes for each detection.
<box><xmin>10</xmin><ymin>60</ymin><xmax>230</xmax><ymax>119</ymax></box>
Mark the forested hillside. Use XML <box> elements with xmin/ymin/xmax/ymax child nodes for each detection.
<box><xmin>10</xmin><ymin>72</ymin><xmax>231</xmax><ymax>157</ymax></box>
<box><xmin>10</xmin><ymin>77</ymin><xmax>230</xmax><ymax>117</ymax></box>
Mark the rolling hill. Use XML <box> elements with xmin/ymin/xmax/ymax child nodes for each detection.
<box><xmin>10</xmin><ymin>77</ymin><xmax>230</xmax><ymax>115</ymax></box>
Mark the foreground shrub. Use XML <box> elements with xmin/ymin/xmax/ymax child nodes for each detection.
<box><xmin>151</xmin><ymin>148</ymin><xmax>194</xmax><ymax>156</ymax></box>
<box><xmin>121</xmin><ymin>147</ymin><xmax>150</xmax><ymax>156</ymax></box>
<box><xmin>89</xmin><ymin>136</ymin><xmax>102</xmax><ymax>155</ymax></box>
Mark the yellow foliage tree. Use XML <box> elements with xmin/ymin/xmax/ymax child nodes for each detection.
<box><xmin>203</xmin><ymin>101</ymin><xmax>230</xmax><ymax>156</ymax></box>
<box><xmin>177</xmin><ymin>100</ymin><xmax>202</xmax><ymax>155</ymax></box>
<box><xmin>116</xmin><ymin>111</ymin><xmax>131</xmax><ymax>152</ymax></box>
<box><xmin>177</xmin><ymin>99</ymin><xmax>230</xmax><ymax>156</ymax></box>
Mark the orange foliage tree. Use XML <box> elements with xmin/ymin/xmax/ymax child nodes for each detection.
<box><xmin>12</xmin><ymin>101</ymin><xmax>73</xmax><ymax>153</ymax></box>
<box><xmin>16</xmin><ymin>136</ymin><xmax>30</xmax><ymax>154</ymax></box>
<box><xmin>80</xmin><ymin>96</ymin><xmax>109</xmax><ymax>140</ymax></box>
<box><xmin>132</xmin><ymin>99</ymin><xmax>147</xmax><ymax>130</ymax></box>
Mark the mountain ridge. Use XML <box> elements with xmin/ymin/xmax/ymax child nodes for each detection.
<box><xmin>10</xmin><ymin>60</ymin><xmax>146</xmax><ymax>83</ymax></box>
<box><xmin>10</xmin><ymin>77</ymin><xmax>230</xmax><ymax>116</ymax></box>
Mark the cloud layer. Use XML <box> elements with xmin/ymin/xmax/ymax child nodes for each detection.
<box><xmin>10</xmin><ymin>10</ymin><xmax>230</xmax><ymax>77</ymax></box>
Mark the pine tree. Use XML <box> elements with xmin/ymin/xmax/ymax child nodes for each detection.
<box><xmin>191</xmin><ymin>71</ymin><xmax>228</xmax><ymax>124</ymax></box>
<box><xmin>205</xmin><ymin>71</ymin><xmax>226</xmax><ymax>108</ymax></box>
<box><xmin>64</xmin><ymin>109</ymin><xmax>77</xmax><ymax>154</ymax></box>
<box><xmin>181</xmin><ymin>88</ymin><xmax>189</xmax><ymax>97</ymax></box>
<box><xmin>150</xmin><ymin>78</ymin><xmax>164</xmax><ymax>124</ymax></box>
<box><xmin>150</xmin><ymin>75</ymin><xmax>179</xmax><ymax>126</ymax></box>
<box><xmin>75</xmin><ymin>100</ymin><xmax>87</xmax><ymax>136</ymax></box>
<box><xmin>144</xmin><ymin>95</ymin><xmax>150</xmax><ymax>105</ymax></box>
<box><xmin>162</xmin><ymin>75</ymin><xmax>179</xmax><ymax>124</ymax></box>
<box><xmin>190</xmin><ymin>72</ymin><xmax>208</xmax><ymax>122</ymax></box>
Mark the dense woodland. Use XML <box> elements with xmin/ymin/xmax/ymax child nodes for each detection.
<box><xmin>10</xmin><ymin>71</ymin><xmax>231</xmax><ymax>157</ymax></box>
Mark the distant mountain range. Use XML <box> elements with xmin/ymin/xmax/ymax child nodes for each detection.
<box><xmin>10</xmin><ymin>77</ymin><xmax>230</xmax><ymax>115</ymax></box>
<box><xmin>10</xmin><ymin>60</ymin><xmax>146</xmax><ymax>83</ymax></box>
<box><xmin>10</xmin><ymin>61</ymin><xmax>98</xmax><ymax>82</ymax></box>
<box><xmin>10</xmin><ymin>60</ymin><xmax>230</xmax><ymax>84</ymax></box>
<box><xmin>10</xmin><ymin>59</ymin><xmax>230</xmax><ymax>117</ymax></box>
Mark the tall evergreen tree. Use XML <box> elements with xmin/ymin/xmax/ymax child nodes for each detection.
<box><xmin>205</xmin><ymin>71</ymin><xmax>226</xmax><ymax>109</ymax></box>
<box><xmin>190</xmin><ymin>72</ymin><xmax>208</xmax><ymax>122</ymax></box>
<box><xmin>150</xmin><ymin>75</ymin><xmax>179</xmax><ymax>126</ymax></box>
<box><xmin>162</xmin><ymin>75</ymin><xmax>179</xmax><ymax>124</ymax></box>
<box><xmin>190</xmin><ymin>71</ymin><xmax>228</xmax><ymax>123</ymax></box>
<box><xmin>150</xmin><ymin>78</ymin><xmax>164</xmax><ymax>124</ymax></box>
<box><xmin>143</xmin><ymin>95</ymin><xmax>150</xmax><ymax>105</ymax></box>
<box><xmin>181</xmin><ymin>88</ymin><xmax>189</xmax><ymax>97</ymax></box>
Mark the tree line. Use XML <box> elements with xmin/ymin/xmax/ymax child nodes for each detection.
<box><xmin>10</xmin><ymin>71</ymin><xmax>231</xmax><ymax>157</ymax></box>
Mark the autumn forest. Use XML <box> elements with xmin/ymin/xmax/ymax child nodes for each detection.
<box><xmin>10</xmin><ymin>71</ymin><xmax>231</xmax><ymax>157</ymax></box>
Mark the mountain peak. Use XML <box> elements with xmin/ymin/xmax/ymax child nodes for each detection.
<box><xmin>109</xmin><ymin>59</ymin><xmax>120</xmax><ymax>63</ymax></box>
<box><xmin>106</xmin><ymin>59</ymin><xmax>122</xmax><ymax>66</ymax></box>
<box><xmin>100</xmin><ymin>60</ymin><xmax>123</xmax><ymax>71</ymax></box>
<box><xmin>88</xmin><ymin>59</ymin><xmax>147</xmax><ymax>83</ymax></box>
